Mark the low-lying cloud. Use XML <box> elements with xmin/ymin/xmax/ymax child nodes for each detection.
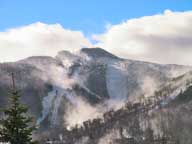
<box><xmin>1</xmin><ymin>10</ymin><xmax>192</xmax><ymax>65</ymax></box>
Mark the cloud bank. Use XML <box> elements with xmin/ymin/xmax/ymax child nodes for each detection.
<box><xmin>1</xmin><ymin>10</ymin><xmax>192</xmax><ymax>65</ymax></box>
<box><xmin>94</xmin><ymin>10</ymin><xmax>192</xmax><ymax>65</ymax></box>
<box><xmin>0</xmin><ymin>22</ymin><xmax>92</xmax><ymax>62</ymax></box>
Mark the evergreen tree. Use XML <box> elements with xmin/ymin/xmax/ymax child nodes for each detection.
<box><xmin>0</xmin><ymin>73</ymin><xmax>37</xmax><ymax>144</ymax></box>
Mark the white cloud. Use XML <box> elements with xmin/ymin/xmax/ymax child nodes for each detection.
<box><xmin>1</xmin><ymin>10</ymin><xmax>192</xmax><ymax>65</ymax></box>
<box><xmin>93</xmin><ymin>10</ymin><xmax>192</xmax><ymax>65</ymax></box>
<box><xmin>0</xmin><ymin>22</ymin><xmax>92</xmax><ymax>62</ymax></box>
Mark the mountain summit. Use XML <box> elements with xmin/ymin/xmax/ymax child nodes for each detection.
<box><xmin>81</xmin><ymin>47</ymin><xmax>119</xmax><ymax>59</ymax></box>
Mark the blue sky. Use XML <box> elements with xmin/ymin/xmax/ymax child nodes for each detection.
<box><xmin>0</xmin><ymin>0</ymin><xmax>191</xmax><ymax>34</ymax></box>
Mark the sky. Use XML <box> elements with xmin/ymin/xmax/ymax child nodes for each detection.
<box><xmin>0</xmin><ymin>0</ymin><xmax>192</xmax><ymax>65</ymax></box>
<box><xmin>0</xmin><ymin>0</ymin><xmax>191</xmax><ymax>34</ymax></box>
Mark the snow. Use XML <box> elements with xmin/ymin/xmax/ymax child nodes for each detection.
<box><xmin>106</xmin><ymin>61</ymin><xmax>128</xmax><ymax>100</ymax></box>
<box><xmin>50</xmin><ymin>88</ymin><xmax>64</xmax><ymax>125</ymax></box>
<box><xmin>162</xmin><ymin>72</ymin><xmax>192</xmax><ymax>104</ymax></box>
<box><xmin>37</xmin><ymin>87</ymin><xmax>57</xmax><ymax>125</ymax></box>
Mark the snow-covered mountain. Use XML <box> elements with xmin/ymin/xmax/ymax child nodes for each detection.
<box><xmin>0</xmin><ymin>48</ymin><xmax>192</xmax><ymax>141</ymax></box>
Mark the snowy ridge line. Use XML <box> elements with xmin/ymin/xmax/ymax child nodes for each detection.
<box><xmin>70</xmin><ymin>72</ymin><xmax>192</xmax><ymax>130</ymax></box>
<box><xmin>39</xmin><ymin>69</ymin><xmax>192</xmax><ymax>143</ymax></box>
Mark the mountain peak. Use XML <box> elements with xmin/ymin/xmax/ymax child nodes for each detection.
<box><xmin>80</xmin><ymin>47</ymin><xmax>118</xmax><ymax>59</ymax></box>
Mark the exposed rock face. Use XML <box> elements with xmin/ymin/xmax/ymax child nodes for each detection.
<box><xmin>0</xmin><ymin>48</ymin><xmax>192</xmax><ymax>141</ymax></box>
<box><xmin>80</xmin><ymin>47</ymin><xmax>119</xmax><ymax>59</ymax></box>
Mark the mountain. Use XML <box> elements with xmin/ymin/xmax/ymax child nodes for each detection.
<box><xmin>0</xmin><ymin>48</ymin><xmax>192</xmax><ymax>143</ymax></box>
<box><xmin>80</xmin><ymin>48</ymin><xmax>119</xmax><ymax>59</ymax></box>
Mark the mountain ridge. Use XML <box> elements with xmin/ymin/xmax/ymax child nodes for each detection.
<box><xmin>0</xmin><ymin>47</ymin><xmax>192</xmax><ymax>143</ymax></box>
